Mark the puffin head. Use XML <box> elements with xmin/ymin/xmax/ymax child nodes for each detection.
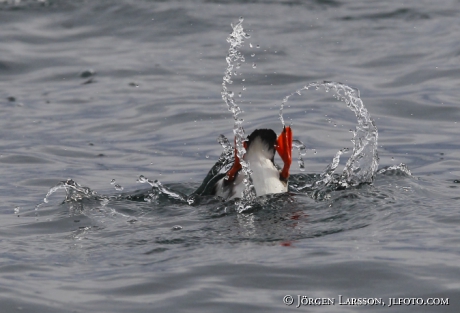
<box><xmin>245</xmin><ymin>128</ymin><xmax>278</xmax><ymax>162</ymax></box>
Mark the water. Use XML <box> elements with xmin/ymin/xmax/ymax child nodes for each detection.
<box><xmin>279</xmin><ymin>81</ymin><xmax>379</xmax><ymax>188</ymax></box>
<box><xmin>1</xmin><ymin>0</ymin><xmax>460</xmax><ymax>312</ymax></box>
<box><xmin>220</xmin><ymin>17</ymin><xmax>257</xmax><ymax>207</ymax></box>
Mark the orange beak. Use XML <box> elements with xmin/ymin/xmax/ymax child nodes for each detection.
<box><xmin>275</xmin><ymin>126</ymin><xmax>292</xmax><ymax>181</ymax></box>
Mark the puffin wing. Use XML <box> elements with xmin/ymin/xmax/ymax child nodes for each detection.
<box><xmin>192</xmin><ymin>149</ymin><xmax>234</xmax><ymax>196</ymax></box>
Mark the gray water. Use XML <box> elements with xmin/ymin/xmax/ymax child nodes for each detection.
<box><xmin>1</xmin><ymin>0</ymin><xmax>460</xmax><ymax>312</ymax></box>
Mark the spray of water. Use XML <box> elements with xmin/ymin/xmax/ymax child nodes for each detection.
<box><xmin>292</xmin><ymin>139</ymin><xmax>307</xmax><ymax>171</ymax></box>
<box><xmin>44</xmin><ymin>179</ymin><xmax>98</xmax><ymax>203</ymax></box>
<box><xmin>377</xmin><ymin>163</ymin><xmax>411</xmax><ymax>176</ymax></box>
<box><xmin>280</xmin><ymin>81</ymin><xmax>379</xmax><ymax>189</ymax></box>
<box><xmin>137</xmin><ymin>175</ymin><xmax>188</xmax><ymax>202</ymax></box>
<box><xmin>221</xmin><ymin>17</ymin><xmax>257</xmax><ymax>211</ymax></box>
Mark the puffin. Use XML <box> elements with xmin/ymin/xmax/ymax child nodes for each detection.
<box><xmin>212</xmin><ymin>126</ymin><xmax>293</xmax><ymax>199</ymax></box>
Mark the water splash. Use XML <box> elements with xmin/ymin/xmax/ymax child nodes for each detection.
<box><xmin>221</xmin><ymin>17</ymin><xmax>256</xmax><ymax>211</ymax></box>
<box><xmin>109</xmin><ymin>179</ymin><xmax>124</xmax><ymax>191</ymax></box>
<box><xmin>39</xmin><ymin>179</ymin><xmax>135</xmax><ymax>219</ymax></box>
<box><xmin>292</xmin><ymin>139</ymin><xmax>307</xmax><ymax>171</ymax></box>
<box><xmin>44</xmin><ymin>179</ymin><xmax>98</xmax><ymax>203</ymax></box>
<box><xmin>217</xmin><ymin>134</ymin><xmax>233</xmax><ymax>156</ymax></box>
<box><xmin>41</xmin><ymin>175</ymin><xmax>192</xmax><ymax>214</ymax></box>
<box><xmin>377</xmin><ymin>163</ymin><xmax>412</xmax><ymax>176</ymax></box>
<box><xmin>137</xmin><ymin>175</ymin><xmax>188</xmax><ymax>203</ymax></box>
<box><xmin>313</xmin><ymin>148</ymin><xmax>349</xmax><ymax>189</ymax></box>
<box><xmin>280</xmin><ymin>81</ymin><xmax>379</xmax><ymax>190</ymax></box>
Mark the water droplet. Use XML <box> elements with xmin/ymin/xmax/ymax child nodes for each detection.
<box><xmin>252</xmin><ymin>63</ymin><xmax>256</xmax><ymax>68</ymax></box>
<box><xmin>205</xmin><ymin>155</ymin><xmax>209</xmax><ymax>159</ymax></box>
<box><xmin>172</xmin><ymin>225</ymin><xmax>182</xmax><ymax>231</ymax></box>
<box><xmin>14</xmin><ymin>206</ymin><xmax>20</xmax><ymax>214</ymax></box>
<box><xmin>242</xmin><ymin>86</ymin><xmax>246</xmax><ymax>90</ymax></box>
<box><xmin>249</xmin><ymin>43</ymin><xmax>253</xmax><ymax>48</ymax></box>
<box><xmin>256</xmin><ymin>45</ymin><xmax>260</xmax><ymax>48</ymax></box>
<box><xmin>187</xmin><ymin>197</ymin><xmax>195</xmax><ymax>205</ymax></box>
<box><xmin>110</xmin><ymin>179</ymin><xmax>116</xmax><ymax>185</ymax></box>
<box><xmin>251</xmin><ymin>53</ymin><xmax>255</xmax><ymax>57</ymax></box>
<box><xmin>239</xmin><ymin>16</ymin><xmax>244</xmax><ymax>22</ymax></box>
<box><xmin>242</xmin><ymin>78</ymin><xmax>245</xmax><ymax>82</ymax></box>
<box><xmin>238</xmin><ymin>92</ymin><xmax>242</xmax><ymax>97</ymax></box>
<box><xmin>114</xmin><ymin>184</ymin><xmax>123</xmax><ymax>191</ymax></box>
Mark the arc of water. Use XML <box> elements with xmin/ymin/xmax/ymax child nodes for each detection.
<box><xmin>280</xmin><ymin>81</ymin><xmax>379</xmax><ymax>188</ymax></box>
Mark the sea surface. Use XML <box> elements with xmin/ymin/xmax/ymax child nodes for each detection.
<box><xmin>1</xmin><ymin>0</ymin><xmax>460</xmax><ymax>312</ymax></box>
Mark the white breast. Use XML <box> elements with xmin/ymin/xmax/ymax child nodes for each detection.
<box><xmin>215</xmin><ymin>137</ymin><xmax>287</xmax><ymax>200</ymax></box>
